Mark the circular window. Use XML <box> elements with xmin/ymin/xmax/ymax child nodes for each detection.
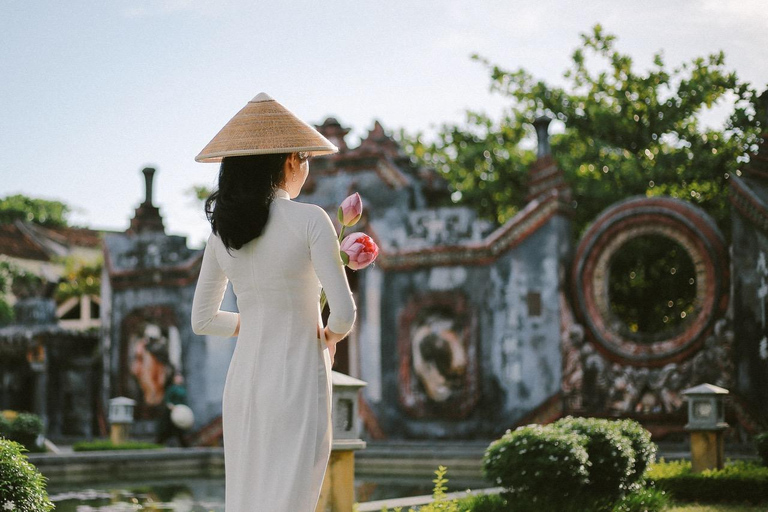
<box><xmin>572</xmin><ymin>196</ymin><xmax>728</xmax><ymax>365</ymax></box>
<box><xmin>608</xmin><ymin>234</ymin><xmax>697</xmax><ymax>342</ymax></box>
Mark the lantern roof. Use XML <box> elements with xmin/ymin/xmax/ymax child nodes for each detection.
<box><xmin>331</xmin><ymin>371</ymin><xmax>367</xmax><ymax>389</ymax></box>
<box><xmin>682</xmin><ymin>383</ymin><xmax>729</xmax><ymax>395</ymax></box>
<box><xmin>109</xmin><ymin>396</ymin><xmax>137</xmax><ymax>405</ymax></box>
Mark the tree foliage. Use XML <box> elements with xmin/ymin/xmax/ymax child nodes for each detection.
<box><xmin>0</xmin><ymin>194</ymin><xmax>71</xmax><ymax>227</ymax></box>
<box><xmin>404</xmin><ymin>24</ymin><xmax>764</xmax><ymax>242</ymax></box>
<box><xmin>54</xmin><ymin>255</ymin><xmax>102</xmax><ymax>303</ymax></box>
<box><xmin>0</xmin><ymin>260</ymin><xmax>51</xmax><ymax>325</ymax></box>
<box><xmin>0</xmin><ymin>261</ymin><xmax>16</xmax><ymax>325</ymax></box>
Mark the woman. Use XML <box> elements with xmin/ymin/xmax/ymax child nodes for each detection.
<box><xmin>191</xmin><ymin>93</ymin><xmax>356</xmax><ymax>511</ymax></box>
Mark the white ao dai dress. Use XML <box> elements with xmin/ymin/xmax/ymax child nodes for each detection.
<box><xmin>191</xmin><ymin>188</ymin><xmax>356</xmax><ymax>511</ymax></box>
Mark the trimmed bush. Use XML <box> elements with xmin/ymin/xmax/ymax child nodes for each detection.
<box><xmin>755</xmin><ymin>431</ymin><xmax>768</xmax><ymax>467</ymax></box>
<box><xmin>8</xmin><ymin>413</ymin><xmax>43</xmax><ymax>452</ymax></box>
<box><xmin>552</xmin><ymin>416</ymin><xmax>637</xmax><ymax>500</ymax></box>
<box><xmin>477</xmin><ymin>418</ymin><xmax>663</xmax><ymax>511</ymax></box>
<box><xmin>0</xmin><ymin>438</ymin><xmax>54</xmax><ymax>511</ymax></box>
<box><xmin>613</xmin><ymin>417</ymin><xmax>657</xmax><ymax>479</ymax></box>
<box><xmin>0</xmin><ymin>415</ymin><xmax>11</xmax><ymax>438</ymax></box>
<box><xmin>482</xmin><ymin>423</ymin><xmax>591</xmax><ymax>508</ymax></box>
<box><xmin>72</xmin><ymin>439</ymin><xmax>165</xmax><ymax>451</ymax></box>
<box><xmin>0</xmin><ymin>411</ymin><xmax>44</xmax><ymax>452</ymax></box>
<box><xmin>647</xmin><ymin>457</ymin><xmax>768</xmax><ymax>504</ymax></box>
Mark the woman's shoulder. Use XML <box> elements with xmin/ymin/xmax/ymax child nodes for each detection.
<box><xmin>274</xmin><ymin>200</ymin><xmax>336</xmax><ymax>240</ymax></box>
<box><xmin>206</xmin><ymin>230</ymin><xmax>222</xmax><ymax>246</ymax></box>
<box><xmin>276</xmin><ymin>198</ymin><xmax>331</xmax><ymax>221</ymax></box>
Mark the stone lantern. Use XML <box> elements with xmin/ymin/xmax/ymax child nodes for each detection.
<box><xmin>682</xmin><ymin>383</ymin><xmax>729</xmax><ymax>472</ymax></box>
<box><xmin>316</xmin><ymin>372</ymin><xmax>367</xmax><ymax>512</ymax></box>
<box><xmin>331</xmin><ymin>371</ymin><xmax>367</xmax><ymax>441</ymax></box>
<box><xmin>108</xmin><ymin>396</ymin><xmax>136</xmax><ymax>445</ymax></box>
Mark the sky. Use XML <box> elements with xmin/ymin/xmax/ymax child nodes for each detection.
<box><xmin>1</xmin><ymin>0</ymin><xmax>766</xmax><ymax>248</ymax></box>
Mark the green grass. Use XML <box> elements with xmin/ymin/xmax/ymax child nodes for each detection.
<box><xmin>665</xmin><ymin>503</ymin><xmax>768</xmax><ymax>512</ymax></box>
<box><xmin>72</xmin><ymin>439</ymin><xmax>164</xmax><ymax>451</ymax></box>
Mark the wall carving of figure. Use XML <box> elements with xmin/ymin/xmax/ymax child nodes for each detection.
<box><xmin>120</xmin><ymin>306</ymin><xmax>181</xmax><ymax>420</ymax></box>
<box><xmin>130</xmin><ymin>324</ymin><xmax>170</xmax><ymax>406</ymax></box>
<box><xmin>397</xmin><ymin>292</ymin><xmax>479</xmax><ymax>419</ymax></box>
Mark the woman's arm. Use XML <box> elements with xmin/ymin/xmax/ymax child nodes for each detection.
<box><xmin>191</xmin><ymin>233</ymin><xmax>240</xmax><ymax>337</ymax></box>
<box><xmin>308</xmin><ymin>206</ymin><xmax>357</xmax><ymax>344</ymax></box>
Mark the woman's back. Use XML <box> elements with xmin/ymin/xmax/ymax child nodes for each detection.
<box><xmin>193</xmin><ymin>191</ymin><xmax>356</xmax><ymax>340</ymax></box>
<box><xmin>213</xmin><ymin>197</ymin><xmax>329</xmax><ymax>319</ymax></box>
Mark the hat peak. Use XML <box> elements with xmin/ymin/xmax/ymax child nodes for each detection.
<box><xmin>251</xmin><ymin>92</ymin><xmax>274</xmax><ymax>103</ymax></box>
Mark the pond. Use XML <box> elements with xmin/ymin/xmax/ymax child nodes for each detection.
<box><xmin>47</xmin><ymin>475</ymin><xmax>490</xmax><ymax>511</ymax></box>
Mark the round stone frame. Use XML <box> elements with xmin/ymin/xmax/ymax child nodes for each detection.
<box><xmin>571</xmin><ymin>196</ymin><xmax>729</xmax><ymax>366</ymax></box>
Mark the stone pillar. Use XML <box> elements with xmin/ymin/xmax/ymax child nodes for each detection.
<box><xmin>315</xmin><ymin>440</ymin><xmax>365</xmax><ymax>512</ymax></box>
<box><xmin>690</xmin><ymin>430</ymin><xmax>726</xmax><ymax>473</ymax></box>
<box><xmin>315</xmin><ymin>372</ymin><xmax>367</xmax><ymax>512</ymax></box>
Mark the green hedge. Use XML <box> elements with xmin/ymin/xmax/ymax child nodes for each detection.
<box><xmin>0</xmin><ymin>411</ymin><xmax>44</xmax><ymax>452</ymax></box>
<box><xmin>72</xmin><ymin>439</ymin><xmax>165</xmax><ymax>451</ymax></box>
<box><xmin>646</xmin><ymin>458</ymin><xmax>768</xmax><ymax>504</ymax></box>
<box><xmin>0</xmin><ymin>438</ymin><xmax>54</xmax><ymax>511</ymax></box>
<box><xmin>453</xmin><ymin>485</ymin><xmax>669</xmax><ymax>512</ymax></box>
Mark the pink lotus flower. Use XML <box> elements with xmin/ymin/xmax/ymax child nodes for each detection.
<box><xmin>339</xmin><ymin>233</ymin><xmax>379</xmax><ymax>270</ymax></box>
<box><xmin>337</xmin><ymin>192</ymin><xmax>363</xmax><ymax>227</ymax></box>
<box><xmin>319</xmin><ymin>192</ymin><xmax>377</xmax><ymax>313</ymax></box>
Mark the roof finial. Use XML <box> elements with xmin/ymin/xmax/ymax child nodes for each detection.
<box><xmin>142</xmin><ymin>167</ymin><xmax>156</xmax><ymax>207</ymax></box>
<box><xmin>533</xmin><ymin>115</ymin><xmax>552</xmax><ymax>158</ymax></box>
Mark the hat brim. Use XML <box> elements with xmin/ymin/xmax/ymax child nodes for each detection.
<box><xmin>195</xmin><ymin>93</ymin><xmax>339</xmax><ymax>163</ymax></box>
<box><xmin>195</xmin><ymin>145</ymin><xmax>337</xmax><ymax>163</ymax></box>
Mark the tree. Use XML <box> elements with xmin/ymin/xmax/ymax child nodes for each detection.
<box><xmin>0</xmin><ymin>194</ymin><xmax>71</xmax><ymax>227</ymax></box>
<box><xmin>404</xmin><ymin>24</ymin><xmax>764</xmax><ymax>242</ymax></box>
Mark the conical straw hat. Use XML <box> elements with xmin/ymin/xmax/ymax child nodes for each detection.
<box><xmin>195</xmin><ymin>93</ymin><xmax>338</xmax><ymax>163</ymax></box>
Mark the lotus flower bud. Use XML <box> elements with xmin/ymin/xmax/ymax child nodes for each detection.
<box><xmin>339</xmin><ymin>232</ymin><xmax>379</xmax><ymax>270</ymax></box>
<box><xmin>337</xmin><ymin>193</ymin><xmax>363</xmax><ymax>227</ymax></box>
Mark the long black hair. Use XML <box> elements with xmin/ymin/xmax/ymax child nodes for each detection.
<box><xmin>204</xmin><ymin>153</ymin><xmax>290</xmax><ymax>254</ymax></box>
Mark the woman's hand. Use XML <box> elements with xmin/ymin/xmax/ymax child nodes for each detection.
<box><xmin>323</xmin><ymin>326</ymin><xmax>345</xmax><ymax>345</ymax></box>
<box><xmin>322</xmin><ymin>326</ymin><xmax>345</xmax><ymax>366</ymax></box>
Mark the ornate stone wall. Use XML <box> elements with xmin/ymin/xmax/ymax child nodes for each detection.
<box><xmin>358</xmin><ymin>214</ymin><xmax>571</xmax><ymax>438</ymax></box>
<box><xmin>728</xmin><ymin>117</ymin><xmax>768</xmax><ymax>430</ymax></box>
